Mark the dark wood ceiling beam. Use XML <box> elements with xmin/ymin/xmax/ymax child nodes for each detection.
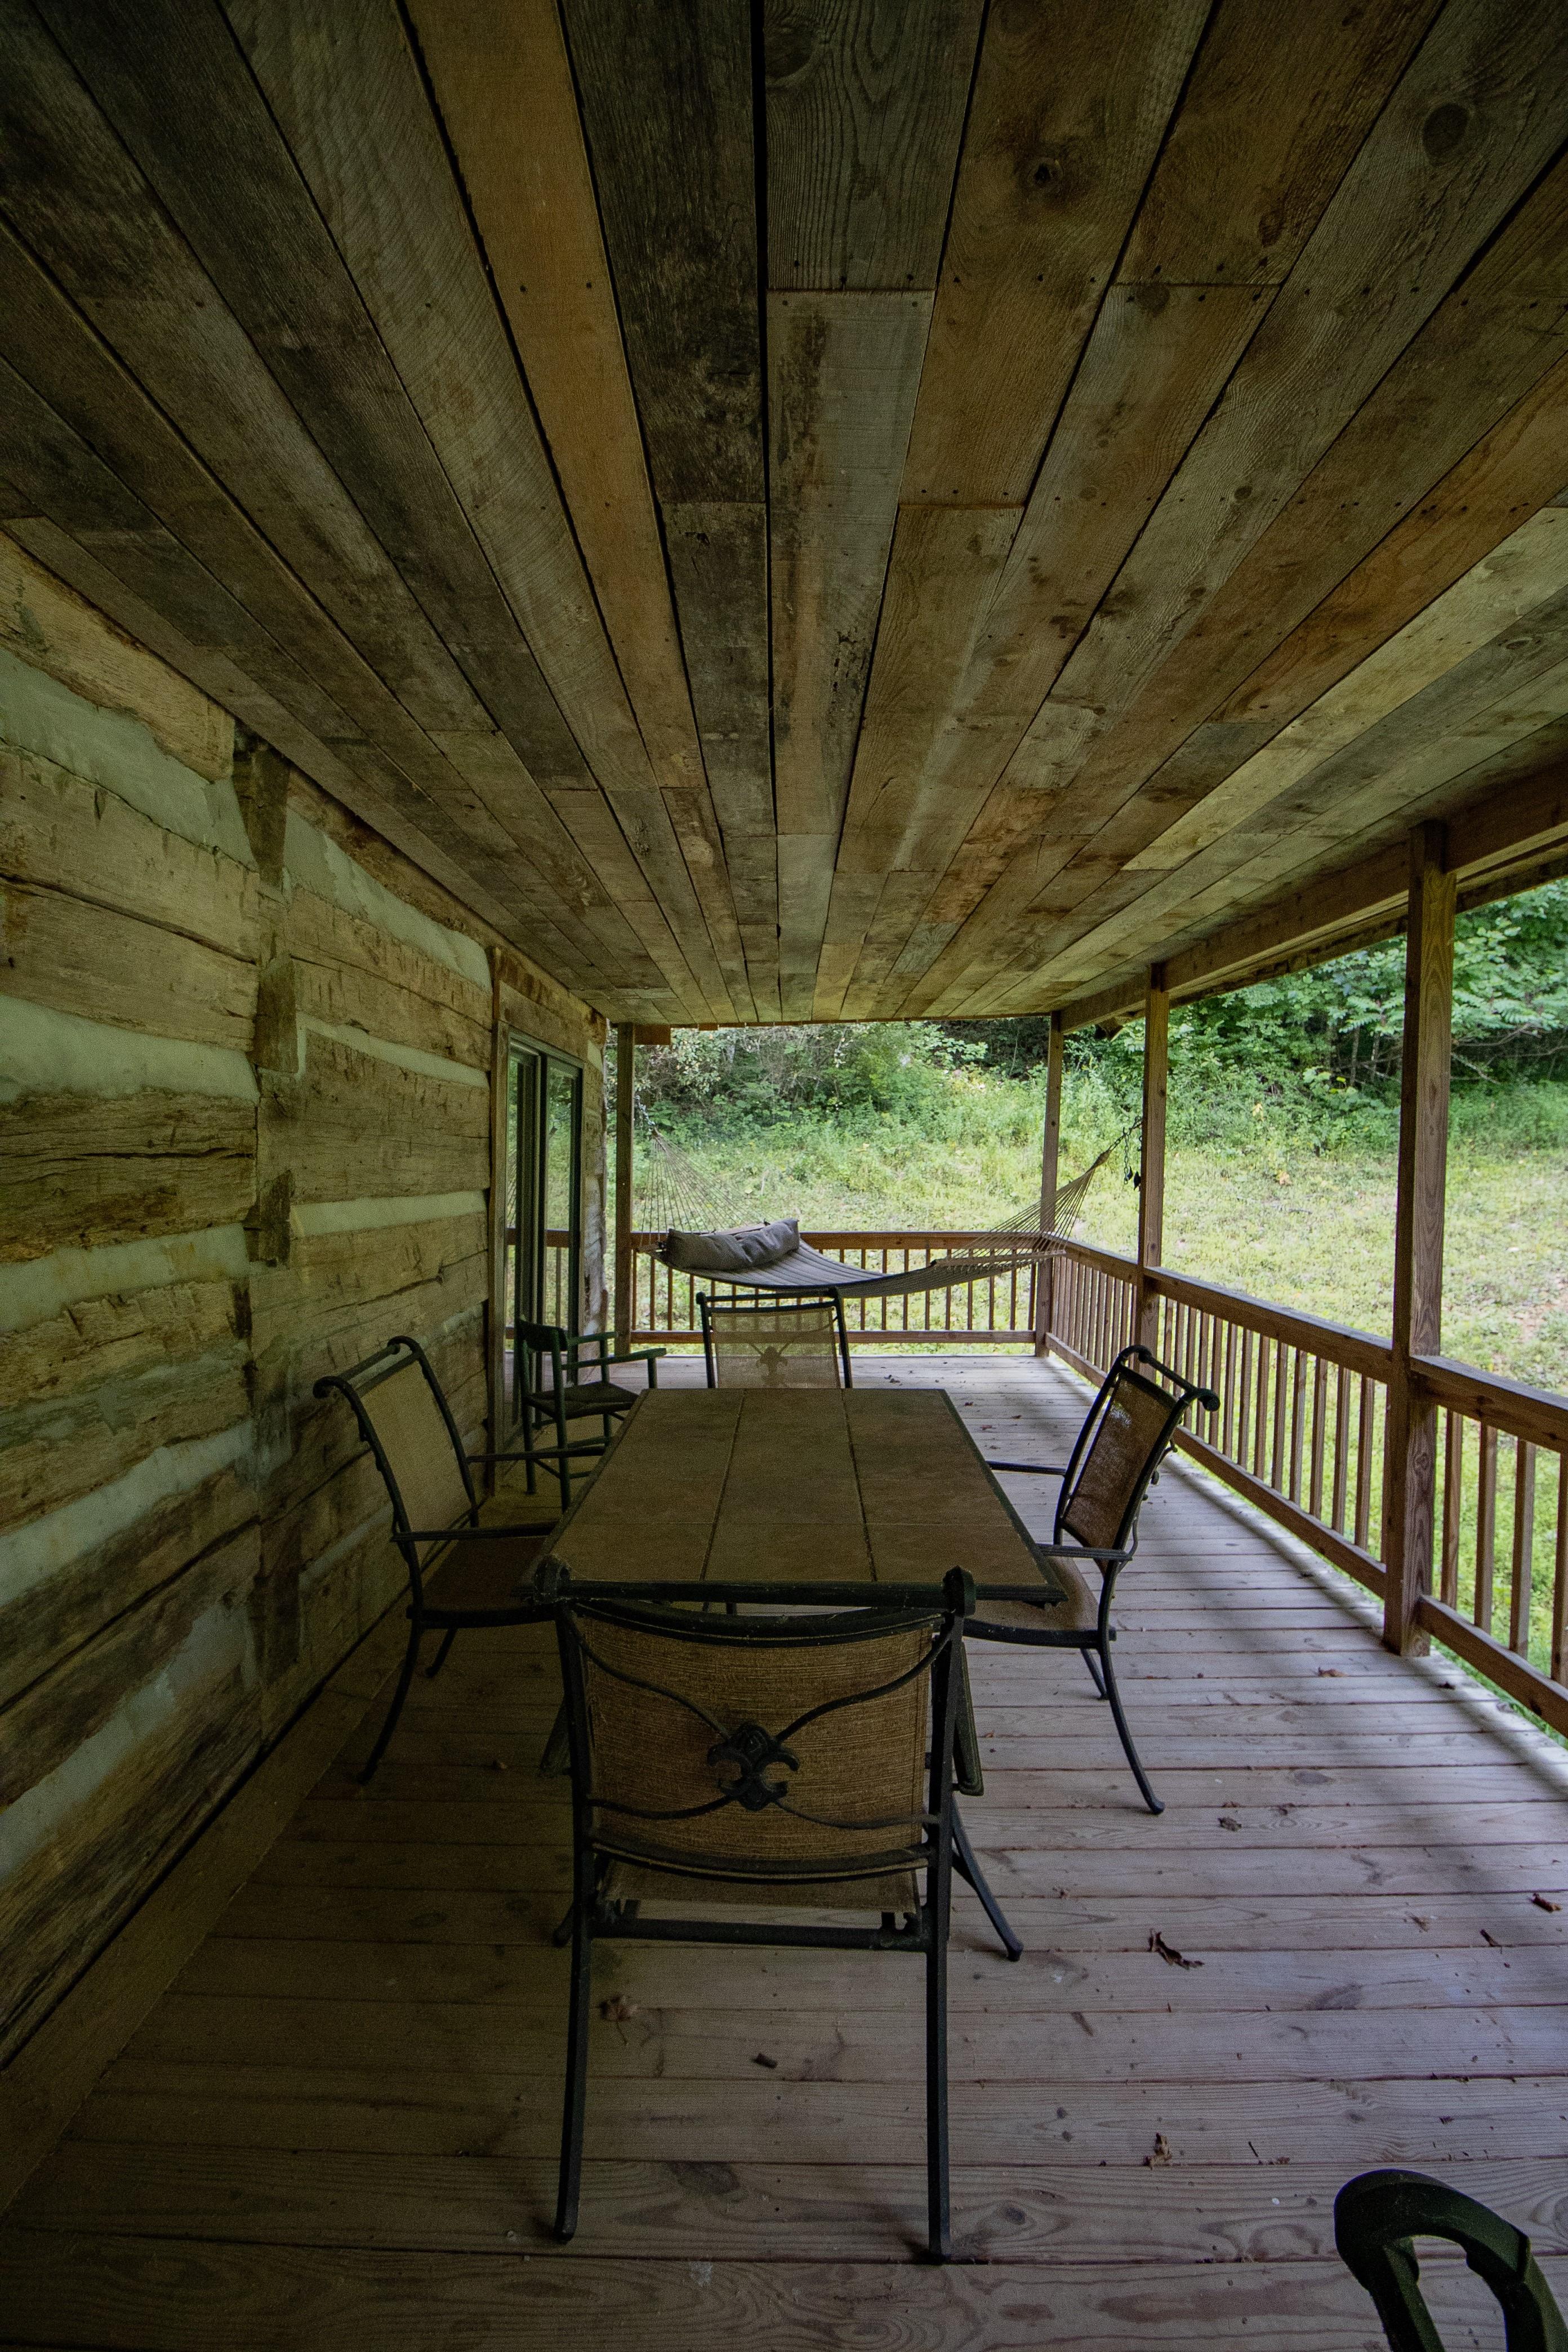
<box><xmin>0</xmin><ymin>224</ymin><xmax>663</xmax><ymax>1003</ymax></box>
<box><xmin>31</xmin><ymin>0</ymin><xmax>731</xmax><ymax>1024</ymax></box>
<box><xmin>219</xmin><ymin>0</ymin><xmax>749</xmax><ymax>1023</ymax></box>
<box><xmin>842</xmin><ymin>0</ymin><xmax>1458</xmax><ymax>1022</ymax></box>
<box><xmin>897</xmin><ymin>121</ymin><xmax>1568</xmax><ymax>1019</ymax></box>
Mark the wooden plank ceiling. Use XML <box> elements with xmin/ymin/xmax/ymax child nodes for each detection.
<box><xmin>2</xmin><ymin>0</ymin><xmax>1567</xmax><ymax>1026</ymax></box>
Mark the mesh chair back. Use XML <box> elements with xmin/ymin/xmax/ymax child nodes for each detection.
<box><xmin>331</xmin><ymin>1341</ymin><xmax>474</xmax><ymax>1563</ymax></box>
<box><xmin>559</xmin><ymin>1598</ymin><xmax>947</xmax><ymax>1886</ymax></box>
<box><xmin>1057</xmin><ymin>1355</ymin><xmax>1192</xmax><ymax>1552</ymax></box>
<box><xmin>700</xmin><ymin>1296</ymin><xmax>847</xmax><ymax>1389</ymax></box>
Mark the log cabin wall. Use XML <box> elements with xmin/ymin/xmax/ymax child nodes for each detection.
<box><xmin>0</xmin><ymin>540</ymin><xmax>604</xmax><ymax>2061</ymax></box>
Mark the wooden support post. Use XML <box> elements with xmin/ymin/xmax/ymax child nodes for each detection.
<box><xmin>1383</xmin><ymin>821</ymin><xmax>1455</xmax><ymax>1656</ymax></box>
<box><xmin>1034</xmin><ymin>1012</ymin><xmax>1064</xmax><ymax>1357</ymax></box>
<box><xmin>1138</xmin><ymin>967</ymin><xmax>1169</xmax><ymax>1352</ymax></box>
<box><xmin>613</xmin><ymin>1022</ymin><xmax>635</xmax><ymax>1351</ymax></box>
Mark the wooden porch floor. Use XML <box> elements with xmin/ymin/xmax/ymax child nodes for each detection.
<box><xmin>4</xmin><ymin>1353</ymin><xmax>1568</xmax><ymax>2349</ymax></box>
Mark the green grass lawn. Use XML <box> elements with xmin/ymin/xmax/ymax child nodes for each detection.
<box><xmin>638</xmin><ymin>1075</ymin><xmax>1568</xmax><ymax>1393</ymax></box>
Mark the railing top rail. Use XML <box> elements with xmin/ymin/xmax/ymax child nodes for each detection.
<box><xmin>1413</xmin><ymin>1353</ymin><xmax>1568</xmax><ymax>1451</ymax></box>
<box><xmin>629</xmin><ymin>1228</ymin><xmax>1034</xmax><ymax>1249</ymax></box>
<box><xmin>1146</xmin><ymin>1263</ymin><xmax>1395</xmax><ymax>1380</ymax></box>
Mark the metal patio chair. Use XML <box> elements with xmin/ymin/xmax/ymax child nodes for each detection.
<box><xmin>970</xmin><ymin>1342</ymin><xmax>1219</xmax><ymax>1815</ymax></box>
<box><xmin>540</xmin><ymin>1560</ymin><xmax>1020</xmax><ymax>2261</ymax></box>
<box><xmin>314</xmin><ymin>1334</ymin><xmax>552</xmax><ymax>1783</ymax></box>
<box><xmin>698</xmin><ymin>1290</ymin><xmax>853</xmax><ymax>1388</ymax></box>
<box><xmin>516</xmin><ymin>1320</ymin><xmax>665</xmax><ymax>1511</ymax></box>
<box><xmin>1335</xmin><ymin>2169</ymin><xmax>1568</xmax><ymax>2351</ymax></box>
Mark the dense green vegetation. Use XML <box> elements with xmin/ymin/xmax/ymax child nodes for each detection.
<box><xmin>627</xmin><ymin>883</ymin><xmax>1568</xmax><ymax>1389</ymax></box>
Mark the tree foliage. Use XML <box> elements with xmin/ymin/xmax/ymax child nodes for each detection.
<box><xmin>633</xmin><ymin>881</ymin><xmax>1568</xmax><ymax>1137</ymax></box>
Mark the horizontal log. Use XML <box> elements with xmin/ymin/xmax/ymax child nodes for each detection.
<box><xmin>0</xmin><ymin>1276</ymin><xmax>241</xmax><ymax>1412</ymax></box>
<box><xmin>0</xmin><ymin>1460</ymin><xmax>254</xmax><ymax>1709</ymax></box>
<box><xmin>0</xmin><ymin>532</ymin><xmax>232</xmax><ymax>783</ymax></box>
<box><xmin>267</xmin><ymin>1034</ymin><xmax>487</xmax><ymax>1205</ymax></box>
<box><xmin>0</xmin><ymin>876</ymin><xmax>253</xmax><ymax>1049</ymax></box>
<box><xmin>0</xmin><ymin>1525</ymin><xmax>259</xmax><ymax>1802</ymax></box>
<box><xmin>286</xmin><ymin>884</ymin><xmax>490</xmax><ymax>1067</ymax></box>
<box><xmin>250</xmin><ymin>1214</ymin><xmax>487</xmax><ymax>1392</ymax></box>
<box><xmin>0</xmin><ymin>746</ymin><xmax>256</xmax><ymax>954</ymax></box>
<box><xmin>0</xmin><ymin>1089</ymin><xmax>255</xmax><ymax>1263</ymax></box>
<box><xmin>0</xmin><ymin>1344</ymin><xmax>248</xmax><ymax>1531</ymax></box>
<box><xmin>0</xmin><ymin>1619</ymin><xmax>259</xmax><ymax>2064</ymax></box>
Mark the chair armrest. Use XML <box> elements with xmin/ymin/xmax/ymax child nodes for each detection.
<box><xmin>605</xmin><ymin>1346</ymin><xmax>666</xmax><ymax>1364</ymax></box>
<box><xmin>471</xmin><ymin>1441</ymin><xmax>605</xmax><ymax>1464</ymax></box>
<box><xmin>984</xmin><ymin>1460</ymin><xmax>1067</xmax><ymax>1475</ymax></box>
<box><xmin>1034</xmin><ymin>1542</ymin><xmax>1131</xmax><ymax>1563</ymax></box>
<box><xmin>403</xmin><ymin>1524</ymin><xmax>555</xmax><ymax>1541</ymax></box>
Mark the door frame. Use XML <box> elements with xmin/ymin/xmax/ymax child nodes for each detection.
<box><xmin>497</xmin><ymin>1028</ymin><xmax>586</xmax><ymax>1430</ymax></box>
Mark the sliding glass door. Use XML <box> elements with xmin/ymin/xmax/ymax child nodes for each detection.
<box><xmin>502</xmin><ymin>1039</ymin><xmax>583</xmax><ymax>1424</ymax></box>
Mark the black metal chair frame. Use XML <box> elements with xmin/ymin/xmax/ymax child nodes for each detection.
<box><xmin>541</xmin><ymin>1561</ymin><xmax>1020</xmax><ymax>2262</ymax></box>
<box><xmin>314</xmin><ymin>1333</ymin><xmax>549</xmax><ymax>1783</ymax></box>
<box><xmin>697</xmin><ymin>1288</ymin><xmax>854</xmax><ymax>1388</ymax></box>
<box><xmin>1335</xmin><ymin>2168</ymin><xmax>1568</xmax><ymax>2351</ymax></box>
<box><xmin>516</xmin><ymin>1319</ymin><xmax>665</xmax><ymax>1511</ymax></box>
<box><xmin>970</xmin><ymin>1342</ymin><xmax>1219</xmax><ymax>1816</ymax></box>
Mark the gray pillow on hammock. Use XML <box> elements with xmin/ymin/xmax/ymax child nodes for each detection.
<box><xmin>660</xmin><ymin>1218</ymin><xmax>800</xmax><ymax>1275</ymax></box>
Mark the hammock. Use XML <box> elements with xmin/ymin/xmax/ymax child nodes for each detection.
<box><xmin>636</xmin><ymin>1106</ymin><xmax>1129</xmax><ymax>1302</ymax></box>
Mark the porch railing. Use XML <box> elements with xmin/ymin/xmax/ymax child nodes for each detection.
<box><xmin>1047</xmin><ymin>1239</ymin><xmax>1568</xmax><ymax>1741</ymax></box>
<box><xmin>627</xmin><ymin>1231</ymin><xmax>1039</xmax><ymax>1346</ymax></box>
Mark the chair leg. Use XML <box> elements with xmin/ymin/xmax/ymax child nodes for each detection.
<box><xmin>1081</xmin><ymin>1645</ymin><xmax>1108</xmax><ymax>1700</ymax></box>
<box><xmin>951</xmin><ymin>1806</ymin><xmax>1022</xmax><ymax>1961</ymax></box>
<box><xmin>924</xmin><ymin>1871</ymin><xmax>952</xmax><ymax>2262</ymax></box>
<box><xmin>538</xmin><ymin>1698</ymin><xmax>571</xmax><ymax>1778</ymax></box>
<box><xmin>425</xmin><ymin>1625</ymin><xmax>458</xmax><ymax>1681</ymax></box>
<box><xmin>1098</xmin><ymin>1637</ymin><xmax>1164</xmax><ymax>1816</ymax></box>
<box><xmin>359</xmin><ymin>1617</ymin><xmax>421</xmax><ymax>1784</ymax></box>
<box><xmin>555</xmin><ymin>1893</ymin><xmax>594</xmax><ymax>2240</ymax></box>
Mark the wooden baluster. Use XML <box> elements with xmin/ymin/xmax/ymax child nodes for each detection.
<box><xmin>1335</xmin><ymin>1373</ymin><xmax>1354</xmax><ymax>1533</ymax></box>
<box><xmin>1384</xmin><ymin>821</ymin><xmax>1454</xmax><ymax>1652</ymax></box>
<box><xmin>1271</xmin><ymin>1341</ymin><xmax>1289</xmax><ymax>1492</ymax></box>
<box><xmin>1252</xmin><ymin>1337</ymin><xmax>1270</xmax><ymax>1481</ymax></box>
<box><xmin>1553</xmin><ymin>1452</ymin><xmax>1568</xmax><ymax>1687</ymax></box>
<box><xmin>1223</xmin><ymin>1322</ymin><xmax>1239</xmax><ymax>1459</ymax></box>
<box><xmin>1475</xmin><ymin>1424</ymin><xmax>1499</xmax><ymax>1633</ymax></box>
<box><xmin>1354</xmin><ymin>1377</ymin><xmax>1375</xmax><ymax>1552</ymax></box>
<box><xmin>1289</xmin><ymin>1350</ymin><xmax>1307</xmax><ymax>1505</ymax></box>
<box><xmin>1237</xmin><ymin>1326</ymin><xmax>1254</xmax><ymax>1467</ymax></box>
<box><xmin>1441</xmin><ymin>1411</ymin><xmax>1463</xmax><ymax>1609</ymax></box>
<box><xmin>1309</xmin><ymin>1358</ymin><xmax>1328</xmax><ymax>1521</ymax></box>
<box><xmin>1510</xmin><ymin>1440</ymin><xmax>1536</xmax><ymax>1658</ymax></box>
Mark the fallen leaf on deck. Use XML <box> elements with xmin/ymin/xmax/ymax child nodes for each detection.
<box><xmin>1150</xmin><ymin>1931</ymin><xmax>1202</xmax><ymax>1970</ymax></box>
<box><xmin>752</xmin><ymin>2052</ymin><xmax>779</xmax><ymax>2070</ymax></box>
<box><xmin>1146</xmin><ymin>2133</ymin><xmax>1174</xmax><ymax>2167</ymax></box>
<box><xmin>1410</xmin><ymin>1915</ymin><xmax>1432</xmax><ymax>1931</ymax></box>
<box><xmin>1218</xmin><ymin>1815</ymin><xmax>1242</xmax><ymax>1832</ymax></box>
<box><xmin>1316</xmin><ymin>1667</ymin><xmax>1343</xmax><ymax>1677</ymax></box>
<box><xmin>489</xmin><ymin>1758</ymin><xmax>509</xmax><ymax>1772</ymax></box>
<box><xmin>599</xmin><ymin>1997</ymin><xmax>639</xmax><ymax>2023</ymax></box>
<box><xmin>1480</xmin><ymin>1928</ymin><xmax>1501</xmax><ymax>1948</ymax></box>
<box><xmin>1531</xmin><ymin>1893</ymin><xmax>1562</xmax><ymax>1912</ymax></box>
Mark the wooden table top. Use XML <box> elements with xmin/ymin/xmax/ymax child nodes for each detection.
<box><xmin>544</xmin><ymin>1386</ymin><xmax>1053</xmax><ymax>1589</ymax></box>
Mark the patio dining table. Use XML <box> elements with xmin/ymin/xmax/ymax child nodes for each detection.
<box><xmin>534</xmin><ymin>1384</ymin><xmax>1067</xmax><ymax>1600</ymax></box>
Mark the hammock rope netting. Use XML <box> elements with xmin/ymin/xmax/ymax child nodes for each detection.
<box><xmin>633</xmin><ymin>1103</ymin><xmax>1137</xmax><ymax>1302</ymax></box>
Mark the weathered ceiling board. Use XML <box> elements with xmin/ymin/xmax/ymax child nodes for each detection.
<box><xmin>0</xmin><ymin>0</ymin><xmax>1565</xmax><ymax>1023</ymax></box>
